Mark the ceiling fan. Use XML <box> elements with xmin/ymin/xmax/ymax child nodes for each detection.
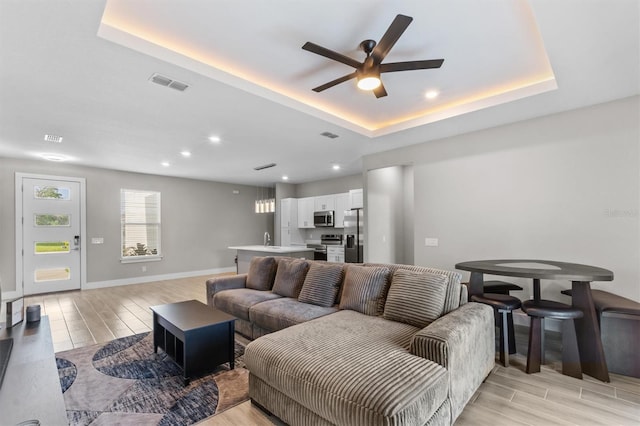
<box><xmin>302</xmin><ymin>14</ymin><xmax>444</xmax><ymax>98</ymax></box>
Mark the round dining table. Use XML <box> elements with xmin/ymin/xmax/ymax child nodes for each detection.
<box><xmin>455</xmin><ymin>259</ymin><xmax>614</xmax><ymax>382</ymax></box>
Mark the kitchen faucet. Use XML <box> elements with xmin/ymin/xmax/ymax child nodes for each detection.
<box><xmin>264</xmin><ymin>232</ymin><xmax>271</xmax><ymax>246</ymax></box>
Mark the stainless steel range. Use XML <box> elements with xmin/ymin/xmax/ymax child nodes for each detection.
<box><xmin>307</xmin><ymin>234</ymin><xmax>343</xmax><ymax>261</ymax></box>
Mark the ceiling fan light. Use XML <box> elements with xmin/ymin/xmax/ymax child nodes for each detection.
<box><xmin>357</xmin><ymin>76</ymin><xmax>381</xmax><ymax>91</ymax></box>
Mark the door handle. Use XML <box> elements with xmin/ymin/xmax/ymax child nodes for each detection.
<box><xmin>72</xmin><ymin>235</ymin><xmax>80</xmax><ymax>251</ymax></box>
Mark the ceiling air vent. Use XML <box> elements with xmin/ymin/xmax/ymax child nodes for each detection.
<box><xmin>149</xmin><ymin>73</ymin><xmax>189</xmax><ymax>92</ymax></box>
<box><xmin>253</xmin><ymin>163</ymin><xmax>277</xmax><ymax>171</ymax></box>
<box><xmin>44</xmin><ymin>134</ymin><xmax>63</xmax><ymax>143</ymax></box>
<box><xmin>320</xmin><ymin>131</ymin><xmax>339</xmax><ymax>139</ymax></box>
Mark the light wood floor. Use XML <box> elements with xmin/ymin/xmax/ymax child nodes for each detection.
<box><xmin>25</xmin><ymin>276</ymin><xmax>640</xmax><ymax>425</ymax></box>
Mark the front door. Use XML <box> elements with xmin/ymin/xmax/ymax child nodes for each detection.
<box><xmin>21</xmin><ymin>176</ymin><xmax>83</xmax><ymax>295</ymax></box>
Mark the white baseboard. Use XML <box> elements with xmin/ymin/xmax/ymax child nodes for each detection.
<box><xmin>84</xmin><ymin>266</ymin><xmax>236</xmax><ymax>290</ymax></box>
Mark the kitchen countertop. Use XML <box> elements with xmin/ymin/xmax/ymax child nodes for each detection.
<box><xmin>229</xmin><ymin>245</ymin><xmax>314</xmax><ymax>253</ymax></box>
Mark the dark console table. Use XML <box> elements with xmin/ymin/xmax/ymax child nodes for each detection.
<box><xmin>150</xmin><ymin>300</ymin><xmax>236</xmax><ymax>385</ymax></box>
<box><xmin>0</xmin><ymin>316</ymin><xmax>68</xmax><ymax>424</ymax></box>
<box><xmin>455</xmin><ymin>259</ymin><xmax>614</xmax><ymax>382</ymax></box>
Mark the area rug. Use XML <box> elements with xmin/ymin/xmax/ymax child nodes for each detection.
<box><xmin>55</xmin><ymin>332</ymin><xmax>249</xmax><ymax>425</ymax></box>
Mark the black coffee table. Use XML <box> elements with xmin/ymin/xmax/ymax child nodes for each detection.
<box><xmin>150</xmin><ymin>300</ymin><xmax>236</xmax><ymax>385</ymax></box>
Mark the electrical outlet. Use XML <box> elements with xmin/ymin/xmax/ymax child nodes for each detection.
<box><xmin>425</xmin><ymin>238</ymin><xmax>439</xmax><ymax>247</ymax></box>
<box><xmin>91</xmin><ymin>237</ymin><xmax>104</xmax><ymax>244</ymax></box>
<box><xmin>141</xmin><ymin>266</ymin><xmax>147</xmax><ymax>272</ymax></box>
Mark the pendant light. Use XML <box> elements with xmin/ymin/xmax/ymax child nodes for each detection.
<box><xmin>255</xmin><ymin>185</ymin><xmax>276</xmax><ymax>214</ymax></box>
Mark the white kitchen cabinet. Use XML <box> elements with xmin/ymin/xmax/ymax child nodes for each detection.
<box><xmin>314</xmin><ymin>195</ymin><xmax>335</xmax><ymax>211</ymax></box>
<box><xmin>327</xmin><ymin>246</ymin><xmax>345</xmax><ymax>263</ymax></box>
<box><xmin>280</xmin><ymin>198</ymin><xmax>298</xmax><ymax>228</ymax></box>
<box><xmin>333</xmin><ymin>193</ymin><xmax>349</xmax><ymax>228</ymax></box>
<box><xmin>349</xmin><ymin>188</ymin><xmax>363</xmax><ymax>209</ymax></box>
<box><xmin>297</xmin><ymin>197</ymin><xmax>315</xmax><ymax>228</ymax></box>
<box><xmin>281</xmin><ymin>198</ymin><xmax>303</xmax><ymax>245</ymax></box>
<box><xmin>281</xmin><ymin>227</ymin><xmax>304</xmax><ymax>246</ymax></box>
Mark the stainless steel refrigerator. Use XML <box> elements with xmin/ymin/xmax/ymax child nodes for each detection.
<box><xmin>344</xmin><ymin>208</ymin><xmax>364</xmax><ymax>263</ymax></box>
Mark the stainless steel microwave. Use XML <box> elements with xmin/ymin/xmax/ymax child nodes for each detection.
<box><xmin>313</xmin><ymin>210</ymin><xmax>334</xmax><ymax>227</ymax></box>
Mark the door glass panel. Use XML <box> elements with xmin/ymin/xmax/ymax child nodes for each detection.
<box><xmin>34</xmin><ymin>267</ymin><xmax>70</xmax><ymax>282</ymax></box>
<box><xmin>34</xmin><ymin>214</ymin><xmax>71</xmax><ymax>227</ymax></box>
<box><xmin>35</xmin><ymin>241</ymin><xmax>70</xmax><ymax>254</ymax></box>
<box><xmin>34</xmin><ymin>186</ymin><xmax>71</xmax><ymax>200</ymax></box>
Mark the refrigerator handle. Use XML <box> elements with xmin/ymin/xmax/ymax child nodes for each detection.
<box><xmin>346</xmin><ymin>235</ymin><xmax>355</xmax><ymax>248</ymax></box>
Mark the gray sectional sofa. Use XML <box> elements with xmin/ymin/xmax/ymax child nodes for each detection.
<box><xmin>206</xmin><ymin>256</ymin><xmax>495</xmax><ymax>425</ymax></box>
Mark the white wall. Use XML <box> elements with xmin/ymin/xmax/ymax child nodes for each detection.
<box><xmin>365</xmin><ymin>165</ymin><xmax>415</xmax><ymax>265</ymax></box>
<box><xmin>294</xmin><ymin>174</ymin><xmax>363</xmax><ymax>198</ymax></box>
<box><xmin>0</xmin><ymin>158</ymin><xmax>273</xmax><ymax>293</ymax></box>
<box><xmin>367</xmin><ymin>166</ymin><xmax>403</xmax><ymax>263</ymax></box>
<box><xmin>363</xmin><ymin>96</ymin><xmax>640</xmax><ymax>302</ymax></box>
<box><xmin>402</xmin><ymin>166</ymin><xmax>415</xmax><ymax>264</ymax></box>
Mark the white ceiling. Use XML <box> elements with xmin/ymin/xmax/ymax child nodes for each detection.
<box><xmin>0</xmin><ymin>0</ymin><xmax>638</xmax><ymax>186</ymax></box>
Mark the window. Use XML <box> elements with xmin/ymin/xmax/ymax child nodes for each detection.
<box><xmin>34</xmin><ymin>185</ymin><xmax>71</xmax><ymax>200</ymax></box>
<box><xmin>35</xmin><ymin>214</ymin><xmax>71</xmax><ymax>226</ymax></box>
<box><xmin>121</xmin><ymin>189</ymin><xmax>161</xmax><ymax>261</ymax></box>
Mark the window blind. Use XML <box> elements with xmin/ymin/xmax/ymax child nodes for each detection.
<box><xmin>121</xmin><ymin>189</ymin><xmax>161</xmax><ymax>259</ymax></box>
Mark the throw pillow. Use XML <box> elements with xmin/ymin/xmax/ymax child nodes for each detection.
<box><xmin>298</xmin><ymin>263</ymin><xmax>344</xmax><ymax>307</ymax></box>
<box><xmin>272</xmin><ymin>258</ymin><xmax>310</xmax><ymax>298</ymax></box>
<box><xmin>383</xmin><ymin>269</ymin><xmax>448</xmax><ymax>328</ymax></box>
<box><xmin>339</xmin><ymin>265</ymin><xmax>390</xmax><ymax>316</ymax></box>
<box><xmin>246</xmin><ymin>256</ymin><xmax>278</xmax><ymax>291</ymax></box>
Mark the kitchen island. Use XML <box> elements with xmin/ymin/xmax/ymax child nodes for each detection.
<box><xmin>229</xmin><ymin>245</ymin><xmax>314</xmax><ymax>274</ymax></box>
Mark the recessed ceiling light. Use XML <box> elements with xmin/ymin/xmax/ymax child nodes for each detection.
<box><xmin>282</xmin><ymin>175</ymin><xmax>289</xmax><ymax>181</ymax></box>
<box><xmin>208</xmin><ymin>136</ymin><xmax>221</xmax><ymax>143</ymax></box>
<box><xmin>161</xmin><ymin>161</ymin><xmax>170</xmax><ymax>167</ymax></box>
<box><xmin>39</xmin><ymin>153</ymin><xmax>68</xmax><ymax>162</ymax></box>
<box><xmin>425</xmin><ymin>90</ymin><xmax>439</xmax><ymax>100</ymax></box>
<box><xmin>180</xmin><ymin>150</ymin><xmax>191</xmax><ymax>157</ymax></box>
<box><xmin>332</xmin><ymin>164</ymin><xmax>341</xmax><ymax>171</ymax></box>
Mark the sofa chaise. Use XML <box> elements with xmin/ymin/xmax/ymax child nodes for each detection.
<box><xmin>206</xmin><ymin>257</ymin><xmax>495</xmax><ymax>425</ymax></box>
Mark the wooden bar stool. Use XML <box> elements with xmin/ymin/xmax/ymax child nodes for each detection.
<box><xmin>463</xmin><ymin>281</ymin><xmax>522</xmax><ymax>355</ymax></box>
<box><xmin>522</xmin><ymin>299</ymin><xmax>583</xmax><ymax>378</ymax></box>
<box><xmin>471</xmin><ymin>293</ymin><xmax>521</xmax><ymax>367</ymax></box>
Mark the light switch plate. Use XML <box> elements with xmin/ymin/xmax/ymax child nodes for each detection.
<box><xmin>425</xmin><ymin>238</ymin><xmax>439</xmax><ymax>247</ymax></box>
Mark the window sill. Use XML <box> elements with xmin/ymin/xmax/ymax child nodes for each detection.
<box><xmin>120</xmin><ymin>256</ymin><xmax>163</xmax><ymax>264</ymax></box>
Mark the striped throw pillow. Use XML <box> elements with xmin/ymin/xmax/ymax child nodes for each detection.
<box><xmin>339</xmin><ymin>265</ymin><xmax>390</xmax><ymax>316</ymax></box>
<box><xmin>272</xmin><ymin>258</ymin><xmax>310</xmax><ymax>298</ymax></box>
<box><xmin>383</xmin><ymin>270</ymin><xmax>448</xmax><ymax>328</ymax></box>
<box><xmin>298</xmin><ymin>263</ymin><xmax>344</xmax><ymax>307</ymax></box>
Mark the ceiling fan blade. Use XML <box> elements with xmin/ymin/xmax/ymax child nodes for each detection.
<box><xmin>373</xmin><ymin>82</ymin><xmax>388</xmax><ymax>98</ymax></box>
<box><xmin>302</xmin><ymin>42</ymin><xmax>362</xmax><ymax>69</ymax></box>
<box><xmin>312</xmin><ymin>72</ymin><xmax>358</xmax><ymax>92</ymax></box>
<box><xmin>371</xmin><ymin>14</ymin><xmax>413</xmax><ymax>65</ymax></box>
<box><xmin>380</xmin><ymin>59</ymin><xmax>444</xmax><ymax>73</ymax></box>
